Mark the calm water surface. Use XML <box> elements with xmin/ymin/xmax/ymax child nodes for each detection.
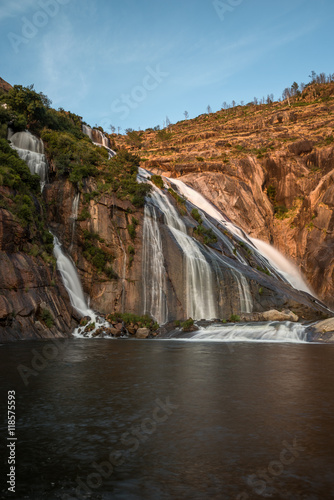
<box><xmin>0</xmin><ymin>339</ymin><xmax>334</xmax><ymax>500</ymax></box>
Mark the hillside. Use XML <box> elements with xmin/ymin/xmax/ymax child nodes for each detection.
<box><xmin>0</xmin><ymin>77</ymin><xmax>333</xmax><ymax>341</ymax></box>
<box><xmin>111</xmin><ymin>81</ymin><xmax>334</xmax><ymax>308</ymax></box>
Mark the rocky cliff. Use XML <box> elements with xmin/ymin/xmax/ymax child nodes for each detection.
<box><xmin>115</xmin><ymin>82</ymin><xmax>334</xmax><ymax>309</ymax></box>
<box><xmin>0</xmin><ymin>199</ymin><xmax>76</xmax><ymax>342</ymax></box>
<box><xmin>0</xmin><ymin>78</ymin><xmax>333</xmax><ymax>342</ymax></box>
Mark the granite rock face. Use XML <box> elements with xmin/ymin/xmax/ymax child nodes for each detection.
<box><xmin>0</xmin><ymin>209</ymin><xmax>75</xmax><ymax>342</ymax></box>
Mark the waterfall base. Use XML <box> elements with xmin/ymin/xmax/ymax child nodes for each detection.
<box><xmin>158</xmin><ymin>321</ymin><xmax>309</xmax><ymax>343</ymax></box>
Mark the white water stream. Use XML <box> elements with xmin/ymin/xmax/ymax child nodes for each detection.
<box><xmin>9</xmin><ymin>130</ymin><xmax>48</xmax><ymax>190</ymax></box>
<box><xmin>175</xmin><ymin>321</ymin><xmax>308</xmax><ymax>343</ymax></box>
<box><xmin>169</xmin><ymin>176</ymin><xmax>313</xmax><ymax>295</ymax></box>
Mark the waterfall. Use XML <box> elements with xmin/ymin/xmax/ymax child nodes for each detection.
<box><xmin>69</xmin><ymin>193</ymin><xmax>80</xmax><ymax>251</ymax></box>
<box><xmin>139</xmin><ymin>168</ymin><xmax>218</xmax><ymax>320</ymax></box>
<box><xmin>9</xmin><ymin>131</ymin><xmax>48</xmax><ymax>191</ymax></box>
<box><xmin>53</xmin><ymin>236</ymin><xmax>95</xmax><ymax>319</ymax></box>
<box><xmin>169</xmin><ymin>176</ymin><xmax>314</xmax><ymax>295</ymax></box>
<box><xmin>82</xmin><ymin>124</ymin><xmax>116</xmax><ymax>158</ymax></box>
<box><xmin>251</xmin><ymin>238</ymin><xmax>313</xmax><ymax>294</ymax></box>
<box><xmin>70</xmin><ymin>193</ymin><xmax>80</xmax><ymax>220</ymax></box>
<box><xmin>151</xmin><ymin>187</ymin><xmax>217</xmax><ymax>319</ymax></box>
<box><xmin>142</xmin><ymin>204</ymin><xmax>168</xmax><ymax>324</ymax></box>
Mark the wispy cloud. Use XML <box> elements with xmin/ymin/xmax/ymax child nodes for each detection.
<box><xmin>0</xmin><ymin>0</ymin><xmax>38</xmax><ymax>23</ymax></box>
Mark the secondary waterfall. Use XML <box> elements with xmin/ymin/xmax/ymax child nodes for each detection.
<box><xmin>69</xmin><ymin>193</ymin><xmax>80</xmax><ymax>250</ymax></box>
<box><xmin>82</xmin><ymin>124</ymin><xmax>116</xmax><ymax>158</ymax></box>
<box><xmin>251</xmin><ymin>238</ymin><xmax>313</xmax><ymax>294</ymax></box>
<box><xmin>53</xmin><ymin>236</ymin><xmax>95</xmax><ymax>319</ymax></box>
<box><xmin>9</xmin><ymin>130</ymin><xmax>48</xmax><ymax>190</ymax></box>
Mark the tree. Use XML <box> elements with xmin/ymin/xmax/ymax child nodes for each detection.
<box><xmin>291</xmin><ymin>82</ymin><xmax>299</xmax><ymax>95</ymax></box>
<box><xmin>309</xmin><ymin>70</ymin><xmax>316</xmax><ymax>83</ymax></box>
<box><xmin>282</xmin><ymin>88</ymin><xmax>291</xmax><ymax>106</ymax></box>
<box><xmin>166</xmin><ymin>116</ymin><xmax>171</xmax><ymax>128</ymax></box>
<box><xmin>207</xmin><ymin>105</ymin><xmax>212</xmax><ymax>114</ymax></box>
<box><xmin>109</xmin><ymin>124</ymin><xmax>116</xmax><ymax>134</ymax></box>
<box><xmin>222</xmin><ymin>101</ymin><xmax>227</xmax><ymax>110</ymax></box>
<box><xmin>125</xmin><ymin>129</ymin><xmax>142</xmax><ymax>148</ymax></box>
<box><xmin>253</xmin><ymin>97</ymin><xmax>258</xmax><ymax>105</ymax></box>
<box><xmin>3</xmin><ymin>84</ymin><xmax>51</xmax><ymax>126</ymax></box>
<box><xmin>231</xmin><ymin>100</ymin><xmax>236</xmax><ymax>107</ymax></box>
<box><xmin>184</xmin><ymin>110</ymin><xmax>189</xmax><ymax>120</ymax></box>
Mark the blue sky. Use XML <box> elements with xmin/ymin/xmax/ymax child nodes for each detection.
<box><xmin>1</xmin><ymin>0</ymin><xmax>333</xmax><ymax>133</ymax></box>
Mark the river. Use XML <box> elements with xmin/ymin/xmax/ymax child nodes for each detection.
<box><xmin>1</xmin><ymin>339</ymin><xmax>334</xmax><ymax>499</ymax></box>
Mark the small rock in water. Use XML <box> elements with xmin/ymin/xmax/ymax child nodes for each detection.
<box><xmin>84</xmin><ymin>322</ymin><xmax>96</xmax><ymax>333</ymax></box>
<box><xmin>80</xmin><ymin>316</ymin><xmax>91</xmax><ymax>326</ymax></box>
<box><xmin>92</xmin><ymin>328</ymin><xmax>104</xmax><ymax>337</ymax></box>
<box><xmin>135</xmin><ymin>328</ymin><xmax>150</xmax><ymax>339</ymax></box>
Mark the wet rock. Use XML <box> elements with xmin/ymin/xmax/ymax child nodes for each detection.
<box><xmin>84</xmin><ymin>322</ymin><xmax>96</xmax><ymax>333</ymax></box>
<box><xmin>312</xmin><ymin>317</ymin><xmax>334</xmax><ymax>334</ymax></box>
<box><xmin>135</xmin><ymin>327</ymin><xmax>150</xmax><ymax>339</ymax></box>
<box><xmin>127</xmin><ymin>324</ymin><xmax>136</xmax><ymax>335</ymax></box>
<box><xmin>92</xmin><ymin>327</ymin><xmax>104</xmax><ymax>337</ymax></box>
<box><xmin>80</xmin><ymin>316</ymin><xmax>91</xmax><ymax>326</ymax></box>
<box><xmin>262</xmin><ymin>309</ymin><xmax>299</xmax><ymax>322</ymax></box>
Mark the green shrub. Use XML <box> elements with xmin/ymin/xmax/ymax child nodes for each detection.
<box><xmin>181</xmin><ymin>318</ymin><xmax>194</xmax><ymax>331</ymax></box>
<box><xmin>191</xmin><ymin>208</ymin><xmax>202</xmax><ymax>224</ymax></box>
<box><xmin>267</xmin><ymin>185</ymin><xmax>276</xmax><ymax>203</ymax></box>
<box><xmin>78</xmin><ymin>207</ymin><xmax>90</xmax><ymax>221</ymax></box>
<box><xmin>82</xmin><ymin>230</ymin><xmax>116</xmax><ymax>278</ymax></box>
<box><xmin>274</xmin><ymin>205</ymin><xmax>289</xmax><ymax>219</ymax></box>
<box><xmin>151</xmin><ymin>175</ymin><xmax>164</xmax><ymax>189</ymax></box>
<box><xmin>40</xmin><ymin>308</ymin><xmax>54</xmax><ymax>328</ymax></box>
<box><xmin>106</xmin><ymin>312</ymin><xmax>158</xmax><ymax>329</ymax></box>
<box><xmin>196</xmin><ymin>156</ymin><xmax>204</xmax><ymax>162</ymax></box>
<box><xmin>168</xmin><ymin>188</ymin><xmax>187</xmax><ymax>215</ymax></box>
<box><xmin>127</xmin><ymin>224</ymin><xmax>136</xmax><ymax>240</ymax></box>
<box><xmin>157</xmin><ymin>129</ymin><xmax>172</xmax><ymax>142</ymax></box>
<box><xmin>256</xmin><ymin>266</ymin><xmax>270</xmax><ymax>276</ymax></box>
<box><xmin>229</xmin><ymin>314</ymin><xmax>240</xmax><ymax>322</ymax></box>
<box><xmin>125</xmin><ymin>129</ymin><xmax>143</xmax><ymax>148</ymax></box>
<box><xmin>194</xmin><ymin>224</ymin><xmax>218</xmax><ymax>245</ymax></box>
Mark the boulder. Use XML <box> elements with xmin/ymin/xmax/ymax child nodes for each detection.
<box><xmin>288</xmin><ymin>139</ymin><xmax>313</xmax><ymax>155</ymax></box>
<box><xmin>313</xmin><ymin>318</ymin><xmax>334</xmax><ymax>334</ymax></box>
<box><xmin>262</xmin><ymin>309</ymin><xmax>299</xmax><ymax>322</ymax></box>
<box><xmin>135</xmin><ymin>327</ymin><xmax>150</xmax><ymax>339</ymax></box>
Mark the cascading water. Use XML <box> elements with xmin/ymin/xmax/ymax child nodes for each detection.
<box><xmin>69</xmin><ymin>193</ymin><xmax>80</xmax><ymax>250</ymax></box>
<box><xmin>139</xmin><ymin>168</ymin><xmax>218</xmax><ymax>320</ymax></box>
<box><xmin>53</xmin><ymin>236</ymin><xmax>95</xmax><ymax>319</ymax></box>
<box><xmin>9</xmin><ymin>130</ymin><xmax>48</xmax><ymax>190</ymax></box>
<box><xmin>142</xmin><ymin>204</ymin><xmax>169</xmax><ymax>324</ymax></box>
<box><xmin>82</xmin><ymin>124</ymin><xmax>116</xmax><ymax>158</ymax></box>
<box><xmin>169</xmin><ymin>176</ymin><xmax>314</xmax><ymax>295</ymax></box>
<box><xmin>163</xmin><ymin>321</ymin><xmax>308</xmax><ymax>343</ymax></box>
<box><xmin>251</xmin><ymin>238</ymin><xmax>313</xmax><ymax>294</ymax></box>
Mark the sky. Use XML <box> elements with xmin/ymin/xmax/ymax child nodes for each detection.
<box><xmin>0</xmin><ymin>0</ymin><xmax>333</xmax><ymax>133</ymax></box>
